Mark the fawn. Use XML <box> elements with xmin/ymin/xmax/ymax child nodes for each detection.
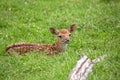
<box><xmin>5</xmin><ymin>24</ymin><xmax>76</xmax><ymax>55</ymax></box>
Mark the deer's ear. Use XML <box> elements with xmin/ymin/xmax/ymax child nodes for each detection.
<box><xmin>69</xmin><ymin>24</ymin><xmax>76</xmax><ymax>33</ymax></box>
<box><xmin>49</xmin><ymin>27</ymin><xmax>58</xmax><ymax>35</ymax></box>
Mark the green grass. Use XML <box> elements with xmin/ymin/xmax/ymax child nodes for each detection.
<box><xmin>0</xmin><ymin>0</ymin><xmax>120</xmax><ymax>80</ymax></box>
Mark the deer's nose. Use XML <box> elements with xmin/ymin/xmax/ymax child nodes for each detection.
<box><xmin>66</xmin><ymin>39</ymin><xmax>70</xmax><ymax>42</ymax></box>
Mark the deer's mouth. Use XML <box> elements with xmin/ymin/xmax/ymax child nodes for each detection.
<box><xmin>64</xmin><ymin>40</ymin><xmax>70</xmax><ymax>44</ymax></box>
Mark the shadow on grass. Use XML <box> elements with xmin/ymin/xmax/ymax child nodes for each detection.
<box><xmin>100</xmin><ymin>0</ymin><xmax>120</xmax><ymax>3</ymax></box>
<box><xmin>0</xmin><ymin>21</ymin><xmax>10</xmax><ymax>28</ymax></box>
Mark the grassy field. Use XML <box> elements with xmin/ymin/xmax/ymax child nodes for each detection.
<box><xmin>0</xmin><ymin>0</ymin><xmax>120</xmax><ymax>80</ymax></box>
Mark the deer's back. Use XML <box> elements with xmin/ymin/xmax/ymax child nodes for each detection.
<box><xmin>5</xmin><ymin>43</ymin><xmax>40</xmax><ymax>54</ymax></box>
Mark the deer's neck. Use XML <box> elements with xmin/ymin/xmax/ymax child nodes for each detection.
<box><xmin>53</xmin><ymin>39</ymin><xmax>67</xmax><ymax>52</ymax></box>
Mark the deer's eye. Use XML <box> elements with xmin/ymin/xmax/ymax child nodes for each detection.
<box><xmin>58</xmin><ymin>35</ymin><xmax>62</xmax><ymax>38</ymax></box>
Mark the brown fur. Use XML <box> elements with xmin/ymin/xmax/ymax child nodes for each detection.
<box><xmin>5</xmin><ymin>24</ymin><xmax>76</xmax><ymax>55</ymax></box>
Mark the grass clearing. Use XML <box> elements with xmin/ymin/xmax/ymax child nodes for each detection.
<box><xmin>0</xmin><ymin>0</ymin><xmax>120</xmax><ymax>80</ymax></box>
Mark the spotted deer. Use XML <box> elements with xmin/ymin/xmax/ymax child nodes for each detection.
<box><xmin>5</xmin><ymin>24</ymin><xmax>76</xmax><ymax>55</ymax></box>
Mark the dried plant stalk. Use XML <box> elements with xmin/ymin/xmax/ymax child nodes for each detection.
<box><xmin>68</xmin><ymin>54</ymin><xmax>106</xmax><ymax>80</ymax></box>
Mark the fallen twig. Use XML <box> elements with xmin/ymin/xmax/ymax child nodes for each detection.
<box><xmin>68</xmin><ymin>54</ymin><xmax>107</xmax><ymax>80</ymax></box>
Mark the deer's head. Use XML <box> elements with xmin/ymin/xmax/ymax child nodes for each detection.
<box><xmin>50</xmin><ymin>24</ymin><xmax>76</xmax><ymax>44</ymax></box>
